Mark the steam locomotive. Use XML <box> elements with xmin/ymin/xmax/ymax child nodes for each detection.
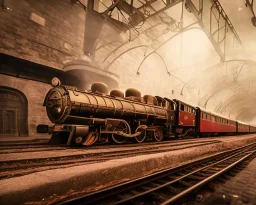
<box><xmin>37</xmin><ymin>78</ymin><xmax>256</xmax><ymax>146</ymax></box>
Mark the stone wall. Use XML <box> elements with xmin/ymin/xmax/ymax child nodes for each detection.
<box><xmin>0</xmin><ymin>74</ymin><xmax>52</xmax><ymax>136</ymax></box>
<box><xmin>0</xmin><ymin>0</ymin><xmax>85</xmax><ymax>69</ymax></box>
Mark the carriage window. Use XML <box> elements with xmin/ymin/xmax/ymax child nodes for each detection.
<box><xmin>180</xmin><ymin>104</ymin><xmax>185</xmax><ymax>111</ymax></box>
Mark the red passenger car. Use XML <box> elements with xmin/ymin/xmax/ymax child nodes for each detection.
<box><xmin>196</xmin><ymin>107</ymin><xmax>236</xmax><ymax>135</ymax></box>
<box><xmin>237</xmin><ymin>121</ymin><xmax>250</xmax><ymax>133</ymax></box>
<box><xmin>249</xmin><ymin>125</ymin><xmax>256</xmax><ymax>133</ymax></box>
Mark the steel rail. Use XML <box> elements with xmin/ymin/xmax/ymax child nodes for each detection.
<box><xmin>161</xmin><ymin>151</ymin><xmax>254</xmax><ymax>204</ymax></box>
<box><xmin>0</xmin><ymin>138</ymin><xmax>220</xmax><ymax>153</ymax></box>
<box><xmin>56</xmin><ymin>142</ymin><xmax>256</xmax><ymax>205</ymax></box>
<box><xmin>109</xmin><ymin>151</ymin><xmax>250</xmax><ymax>204</ymax></box>
<box><xmin>0</xmin><ymin>135</ymin><xmax>224</xmax><ymax>150</ymax></box>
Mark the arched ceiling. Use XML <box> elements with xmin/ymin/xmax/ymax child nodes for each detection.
<box><xmin>82</xmin><ymin>0</ymin><xmax>256</xmax><ymax>124</ymax></box>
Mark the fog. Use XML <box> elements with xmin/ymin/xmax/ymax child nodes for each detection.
<box><xmin>82</xmin><ymin>0</ymin><xmax>256</xmax><ymax>124</ymax></box>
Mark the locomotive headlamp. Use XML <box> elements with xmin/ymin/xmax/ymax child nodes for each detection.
<box><xmin>46</xmin><ymin>90</ymin><xmax>63</xmax><ymax>121</ymax></box>
<box><xmin>51</xmin><ymin>77</ymin><xmax>61</xmax><ymax>87</ymax></box>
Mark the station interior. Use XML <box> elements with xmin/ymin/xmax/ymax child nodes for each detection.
<box><xmin>0</xmin><ymin>0</ymin><xmax>256</xmax><ymax>205</ymax></box>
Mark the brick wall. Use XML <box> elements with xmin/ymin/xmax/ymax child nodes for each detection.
<box><xmin>0</xmin><ymin>74</ymin><xmax>52</xmax><ymax>136</ymax></box>
<box><xmin>0</xmin><ymin>0</ymin><xmax>85</xmax><ymax>69</ymax></box>
<box><xmin>0</xmin><ymin>0</ymin><xmax>224</xmax><ymax>114</ymax></box>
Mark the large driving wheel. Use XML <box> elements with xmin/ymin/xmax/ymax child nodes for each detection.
<box><xmin>134</xmin><ymin>125</ymin><xmax>146</xmax><ymax>143</ymax></box>
<box><xmin>111</xmin><ymin>121</ymin><xmax>129</xmax><ymax>144</ymax></box>
<box><xmin>154</xmin><ymin>128</ymin><xmax>164</xmax><ymax>142</ymax></box>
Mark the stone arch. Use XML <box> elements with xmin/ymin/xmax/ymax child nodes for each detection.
<box><xmin>0</xmin><ymin>86</ymin><xmax>28</xmax><ymax>136</ymax></box>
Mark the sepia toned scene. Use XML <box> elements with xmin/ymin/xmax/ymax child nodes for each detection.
<box><xmin>0</xmin><ymin>0</ymin><xmax>256</xmax><ymax>204</ymax></box>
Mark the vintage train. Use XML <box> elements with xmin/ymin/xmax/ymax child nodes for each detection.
<box><xmin>37</xmin><ymin>78</ymin><xmax>256</xmax><ymax>146</ymax></box>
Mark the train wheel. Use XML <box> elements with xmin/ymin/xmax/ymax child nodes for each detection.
<box><xmin>112</xmin><ymin>134</ymin><xmax>126</xmax><ymax>144</ymax></box>
<box><xmin>154</xmin><ymin>128</ymin><xmax>163</xmax><ymax>142</ymax></box>
<box><xmin>186</xmin><ymin>131</ymin><xmax>197</xmax><ymax>139</ymax></box>
<box><xmin>134</xmin><ymin>125</ymin><xmax>146</xmax><ymax>143</ymax></box>
<box><xmin>111</xmin><ymin>122</ymin><xmax>128</xmax><ymax>144</ymax></box>
<box><xmin>174</xmin><ymin>133</ymin><xmax>180</xmax><ymax>139</ymax></box>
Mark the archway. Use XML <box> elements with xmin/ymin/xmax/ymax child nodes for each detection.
<box><xmin>0</xmin><ymin>87</ymin><xmax>28</xmax><ymax>136</ymax></box>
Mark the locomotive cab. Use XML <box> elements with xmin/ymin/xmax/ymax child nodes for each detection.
<box><xmin>154</xmin><ymin>96</ymin><xmax>176</xmax><ymax>124</ymax></box>
<box><xmin>163</xmin><ymin>97</ymin><xmax>177</xmax><ymax>129</ymax></box>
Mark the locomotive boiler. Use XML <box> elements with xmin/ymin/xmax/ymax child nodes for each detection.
<box><xmin>37</xmin><ymin>78</ymin><xmax>177</xmax><ymax>146</ymax></box>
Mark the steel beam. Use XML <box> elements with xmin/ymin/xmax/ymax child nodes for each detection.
<box><xmin>185</xmin><ymin>0</ymin><xmax>225</xmax><ymax>61</ymax></box>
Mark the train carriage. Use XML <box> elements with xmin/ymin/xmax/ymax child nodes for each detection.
<box><xmin>196</xmin><ymin>107</ymin><xmax>236</xmax><ymax>135</ymax></box>
<box><xmin>249</xmin><ymin>125</ymin><xmax>256</xmax><ymax>133</ymax></box>
<box><xmin>237</xmin><ymin>121</ymin><xmax>250</xmax><ymax>133</ymax></box>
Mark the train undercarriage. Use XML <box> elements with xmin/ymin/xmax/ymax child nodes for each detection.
<box><xmin>38</xmin><ymin>118</ymin><xmax>205</xmax><ymax>146</ymax></box>
<box><xmin>38</xmin><ymin>116</ymin><xmax>181</xmax><ymax>146</ymax></box>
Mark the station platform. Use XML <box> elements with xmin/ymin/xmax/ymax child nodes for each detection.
<box><xmin>202</xmin><ymin>157</ymin><xmax>256</xmax><ymax>205</ymax></box>
<box><xmin>0</xmin><ymin>134</ymin><xmax>256</xmax><ymax>205</ymax></box>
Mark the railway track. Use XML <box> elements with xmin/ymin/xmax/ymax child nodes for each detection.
<box><xmin>55</xmin><ymin>142</ymin><xmax>256</xmax><ymax>205</ymax></box>
<box><xmin>0</xmin><ymin>135</ymin><xmax>248</xmax><ymax>154</ymax></box>
<box><xmin>0</xmin><ymin>140</ymin><xmax>221</xmax><ymax>179</ymax></box>
<box><xmin>0</xmin><ymin>137</ymin><xmax>220</xmax><ymax>153</ymax></box>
